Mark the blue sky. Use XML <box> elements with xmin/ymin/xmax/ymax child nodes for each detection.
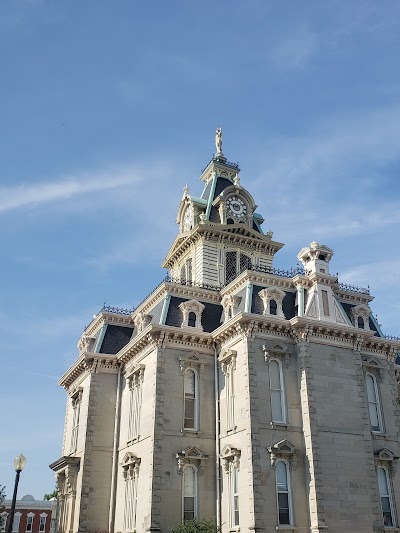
<box><xmin>1</xmin><ymin>0</ymin><xmax>400</xmax><ymax>499</ymax></box>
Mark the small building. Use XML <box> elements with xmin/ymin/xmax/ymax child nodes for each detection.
<box><xmin>1</xmin><ymin>495</ymin><xmax>54</xmax><ymax>533</ymax></box>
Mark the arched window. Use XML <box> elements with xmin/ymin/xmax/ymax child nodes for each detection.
<box><xmin>239</xmin><ymin>253</ymin><xmax>251</xmax><ymax>274</ymax></box>
<box><xmin>188</xmin><ymin>312</ymin><xmax>197</xmax><ymax>327</ymax></box>
<box><xmin>276</xmin><ymin>461</ymin><xmax>291</xmax><ymax>525</ymax></box>
<box><xmin>184</xmin><ymin>369</ymin><xmax>197</xmax><ymax>430</ymax></box>
<box><xmin>269</xmin><ymin>359</ymin><xmax>286</xmax><ymax>423</ymax></box>
<box><xmin>183</xmin><ymin>466</ymin><xmax>197</xmax><ymax>521</ymax></box>
<box><xmin>377</xmin><ymin>467</ymin><xmax>395</xmax><ymax>527</ymax></box>
<box><xmin>365</xmin><ymin>373</ymin><xmax>382</xmax><ymax>432</ymax></box>
<box><xmin>358</xmin><ymin>316</ymin><xmax>365</xmax><ymax>329</ymax></box>
<box><xmin>270</xmin><ymin>299</ymin><xmax>277</xmax><ymax>315</ymax></box>
<box><xmin>227</xmin><ymin>218</ymin><xmax>235</xmax><ymax>224</ymax></box>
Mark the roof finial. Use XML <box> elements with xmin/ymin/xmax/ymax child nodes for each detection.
<box><xmin>215</xmin><ymin>126</ymin><xmax>223</xmax><ymax>155</ymax></box>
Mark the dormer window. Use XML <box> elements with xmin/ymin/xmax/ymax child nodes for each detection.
<box><xmin>221</xmin><ymin>294</ymin><xmax>241</xmax><ymax>322</ymax></box>
<box><xmin>258</xmin><ymin>287</ymin><xmax>286</xmax><ymax>318</ymax></box>
<box><xmin>351</xmin><ymin>304</ymin><xmax>370</xmax><ymax>330</ymax></box>
<box><xmin>179</xmin><ymin>300</ymin><xmax>205</xmax><ymax>330</ymax></box>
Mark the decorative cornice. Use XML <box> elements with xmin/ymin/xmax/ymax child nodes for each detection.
<box><xmin>84</xmin><ymin>311</ymin><xmax>133</xmax><ymax>337</ymax></box>
<box><xmin>162</xmin><ymin>223</ymin><xmax>283</xmax><ymax>269</ymax></box>
<box><xmin>58</xmin><ymin>353</ymin><xmax>118</xmax><ymax>389</ymax></box>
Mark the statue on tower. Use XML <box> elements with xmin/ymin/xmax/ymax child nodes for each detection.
<box><xmin>215</xmin><ymin>126</ymin><xmax>223</xmax><ymax>155</ymax></box>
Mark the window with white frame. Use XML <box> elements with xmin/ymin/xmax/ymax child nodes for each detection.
<box><xmin>127</xmin><ymin>365</ymin><xmax>145</xmax><ymax>442</ymax></box>
<box><xmin>122</xmin><ymin>453</ymin><xmax>140</xmax><ymax>532</ymax></box>
<box><xmin>276</xmin><ymin>461</ymin><xmax>292</xmax><ymax>525</ymax></box>
<box><xmin>0</xmin><ymin>513</ymin><xmax>7</xmax><ymax>533</ymax></box>
<box><xmin>377</xmin><ymin>466</ymin><xmax>396</xmax><ymax>527</ymax></box>
<box><xmin>269</xmin><ymin>359</ymin><xmax>286</xmax><ymax>423</ymax></box>
<box><xmin>221</xmin><ymin>445</ymin><xmax>241</xmax><ymax>528</ymax></box>
<box><xmin>26</xmin><ymin>514</ymin><xmax>34</xmax><ymax>533</ymax></box>
<box><xmin>12</xmin><ymin>513</ymin><xmax>21</xmax><ymax>533</ymax></box>
<box><xmin>183</xmin><ymin>465</ymin><xmax>197</xmax><ymax>521</ymax></box>
<box><xmin>39</xmin><ymin>514</ymin><xmax>47</xmax><ymax>533</ymax></box>
<box><xmin>70</xmin><ymin>388</ymin><xmax>82</xmax><ymax>453</ymax></box>
<box><xmin>365</xmin><ymin>373</ymin><xmax>382</xmax><ymax>432</ymax></box>
<box><xmin>184</xmin><ymin>369</ymin><xmax>198</xmax><ymax>430</ymax></box>
<box><xmin>221</xmin><ymin>351</ymin><xmax>237</xmax><ymax>431</ymax></box>
<box><xmin>231</xmin><ymin>464</ymin><xmax>240</xmax><ymax>527</ymax></box>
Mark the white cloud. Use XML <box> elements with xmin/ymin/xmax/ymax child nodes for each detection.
<box><xmin>0</xmin><ymin>168</ymin><xmax>141</xmax><ymax>213</ymax></box>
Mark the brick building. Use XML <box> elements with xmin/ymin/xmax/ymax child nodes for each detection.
<box><xmin>1</xmin><ymin>495</ymin><xmax>54</xmax><ymax>533</ymax></box>
<box><xmin>50</xmin><ymin>133</ymin><xmax>400</xmax><ymax>533</ymax></box>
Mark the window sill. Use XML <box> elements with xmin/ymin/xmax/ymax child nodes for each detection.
<box><xmin>181</xmin><ymin>429</ymin><xmax>201</xmax><ymax>436</ymax></box>
<box><xmin>127</xmin><ymin>436</ymin><xmax>140</xmax><ymax>444</ymax></box>
<box><xmin>229</xmin><ymin>528</ymin><xmax>240</xmax><ymax>532</ymax></box>
<box><xmin>275</xmin><ymin>526</ymin><xmax>299</xmax><ymax>531</ymax></box>
<box><xmin>270</xmin><ymin>421</ymin><xmax>288</xmax><ymax>429</ymax></box>
<box><xmin>226</xmin><ymin>426</ymin><xmax>237</xmax><ymax>434</ymax></box>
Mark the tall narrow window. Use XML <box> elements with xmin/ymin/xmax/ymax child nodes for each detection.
<box><xmin>378</xmin><ymin>467</ymin><xmax>395</xmax><ymax>527</ymax></box>
<box><xmin>276</xmin><ymin>461</ymin><xmax>291</xmax><ymax>525</ymax></box>
<box><xmin>366</xmin><ymin>373</ymin><xmax>382</xmax><ymax>432</ymax></box>
<box><xmin>183</xmin><ymin>466</ymin><xmax>197</xmax><ymax>521</ymax></box>
<box><xmin>39</xmin><ymin>515</ymin><xmax>47</xmax><ymax>533</ymax></box>
<box><xmin>227</xmin><ymin>364</ymin><xmax>235</xmax><ymax>430</ymax></box>
<box><xmin>226</xmin><ymin>251</ymin><xmax>237</xmax><ymax>284</ymax></box>
<box><xmin>123</xmin><ymin>455</ymin><xmax>140</xmax><ymax>533</ymax></box>
<box><xmin>127</xmin><ymin>368</ymin><xmax>144</xmax><ymax>441</ymax></box>
<box><xmin>269</xmin><ymin>359</ymin><xmax>285</xmax><ymax>423</ymax></box>
<box><xmin>12</xmin><ymin>513</ymin><xmax>21</xmax><ymax>533</ymax></box>
<box><xmin>221</xmin><ymin>352</ymin><xmax>237</xmax><ymax>431</ymax></box>
<box><xmin>26</xmin><ymin>515</ymin><xmax>34</xmax><ymax>533</ymax></box>
<box><xmin>232</xmin><ymin>465</ymin><xmax>240</xmax><ymax>527</ymax></box>
<box><xmin>184</xmin><ymin>369</ymin><xmax>197</xmax><ymax>430</ymax></box>
<box><xmin>270</xmin><ymin>299</ymin><xmax>277</xmax><ymax>315</ymax></box>
<box><xmin>187</xmin><ymin>258</ymin><xmax>192</xmax><ymax>284</ymax></box>
<box><xmin>70</xmin><ymin>391</ymin><xmax>82</xmax><ymax>453</ymax></box>
<box><xmin>180</xmin><ymin>265</ymin><xmax>186</xmax><ymax>283</ymax></box>
<box><xmin>358</xmin><ymin>316</ymin><xmax>365</xmax><ymax>329</ymax></box>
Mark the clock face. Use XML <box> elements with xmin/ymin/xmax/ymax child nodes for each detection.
<box><xmin>183</xmin><ymin>205</ymin><xmax>193</xmax><ymax>231</ymax></box>
<box><xmin>227</xmin><ymin>196</ymin><xmax>247</xmax><ymax>218</ymax></box>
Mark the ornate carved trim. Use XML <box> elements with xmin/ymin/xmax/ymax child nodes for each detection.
<box><xmin>268</xmin><ymin>440</ymin><xmax>298</xmax><ymax>471</ymax></box>
<box><xmin>362</xmin><ymin>357</ymin><xmax>385</xmax><ymax>382</ymax></box>
<box><xmin>221</xmin><ymin>444</ymin><xmax>241</xmax><ymax>472</ymax></box>
<box><xmin>122</xmin><ymin>452</ymin><xmax>141</xmax><ymax>479</ymax></box>
<box><xmin>221</xmin><ymin>294</ymin><xmax>242</xmax><ymax>322</ymax></box>
<box><xmin>374</xmin><ymin>448</ymin><xmax>397</xmax><ymax>476</ymax></box>
<box><xmin>179</xmin><ymin>351</ymin><xmax>209</xmax><ymax>374</ymax></box>
<box><xmin>133</xmin><ymin>311</ymin><xmax>152</xmax><ymax>333</ymax></box>
<box><xmin>125</xmin><ymin>363</ymin><xmax>145</xmax><ymax>389</ymax></box>
<box><xmin>258</xmin><ymin>287</ymin><xmax>286</xmax><ymax>318</ymax></box>
<box><xmin>175</xmin><ymin>446</ymin><xmax>208</xmax><ymax>474</ymax></box>
<box><xmin>219</xmin><ymin>349</ymin><xmax>237</xmax><ymax>375</ymax></box>
<box><xmin>262</xmin><ymin>343</ymin><xmax>290</xmax><ymax>368</ymax></box>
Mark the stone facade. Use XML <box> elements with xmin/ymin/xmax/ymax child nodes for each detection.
<box><xmin>51</xmin><ymin>145</ymin><xmax>400</xmax><ymax>533</ymax></box>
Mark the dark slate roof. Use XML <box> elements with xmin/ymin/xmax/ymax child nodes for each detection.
<box><xmin>165</xmin><ymin>296</ymin><xmax>222</xmax><ymax>333</ymax></box>
<box><xmin>99</xmin><ymin>325</ymin><xmax>134</xmax><ymax>354</ymax></box>
<box><xmin>251</xmin><ymin>285</ymin><xmax>297</xmax><ymax>319</ymax></box>
<box><xmin>213</xmin><ymin>176</ymin><xmax>233</xmax><ymax>199</ymax></box>
<box><xmin>201</xmin><ymin>180</ymin><xmax>214</xmax><ymax>201</ymax></box>
<box><xmin>339</xmin><ymin>302</ymin><xmax>381</xmax><ymax>336</ymax></box>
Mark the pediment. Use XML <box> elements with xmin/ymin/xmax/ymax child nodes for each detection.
<box><xmin>376</xmin><ymin>448</ymin><xmax>395</xmax><ymax>461</ymax></box>
<box><xmin>177</xmin><ymin>446</ymin><xmax>208</xmax><ymax>459</ymax></box>
<box><xmin>270</xmin><ymin>439</ymin><xmax>296</xmax><ymax>454</ymax></box>
<box><xmin>122</xmin><ymin>452</ymin><xmax>140</xmax><ymax>466</ymax></box>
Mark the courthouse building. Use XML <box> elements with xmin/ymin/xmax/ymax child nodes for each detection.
<box><xmin>51</xmin><ymin>134</ymin><xmax>400</xmax><ymax>533</ymax></box>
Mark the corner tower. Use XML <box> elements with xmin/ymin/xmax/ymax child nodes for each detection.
<box><xmin>162</xmin><ymin>129</ymin><xmax>283</xmax><ymax>287</ymax></box>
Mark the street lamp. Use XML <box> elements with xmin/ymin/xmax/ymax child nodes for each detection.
<box><xmin>7</xmin><ymin>454</ymin><xmax>26</xmax><ymax>533</ymax></box>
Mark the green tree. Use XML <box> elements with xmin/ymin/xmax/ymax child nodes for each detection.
<box><xmin>43</xmin><ymin>489</ymin><xmax>58</xmax><ymax>501</ymax></box>
<box><xmin>170</xmin><ymin>518</ymin><xmax>219</xmax><ymax>533</ymax></box>
<box><xmin>0</xmin><ymin>486</ymin><xmax>6</xmax><ymax>530</ymax></box>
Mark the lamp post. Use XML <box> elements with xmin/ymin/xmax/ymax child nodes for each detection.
<box><xmin>7</xmin><ymin>454</ymin><xmax>26</xmax><ymax>533</ymax></box>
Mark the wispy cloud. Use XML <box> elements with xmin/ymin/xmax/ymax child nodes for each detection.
<box><xmin>0</xmin><ymin>168</ymin><xmax>141</xmax><ymax>214</ymax></box>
